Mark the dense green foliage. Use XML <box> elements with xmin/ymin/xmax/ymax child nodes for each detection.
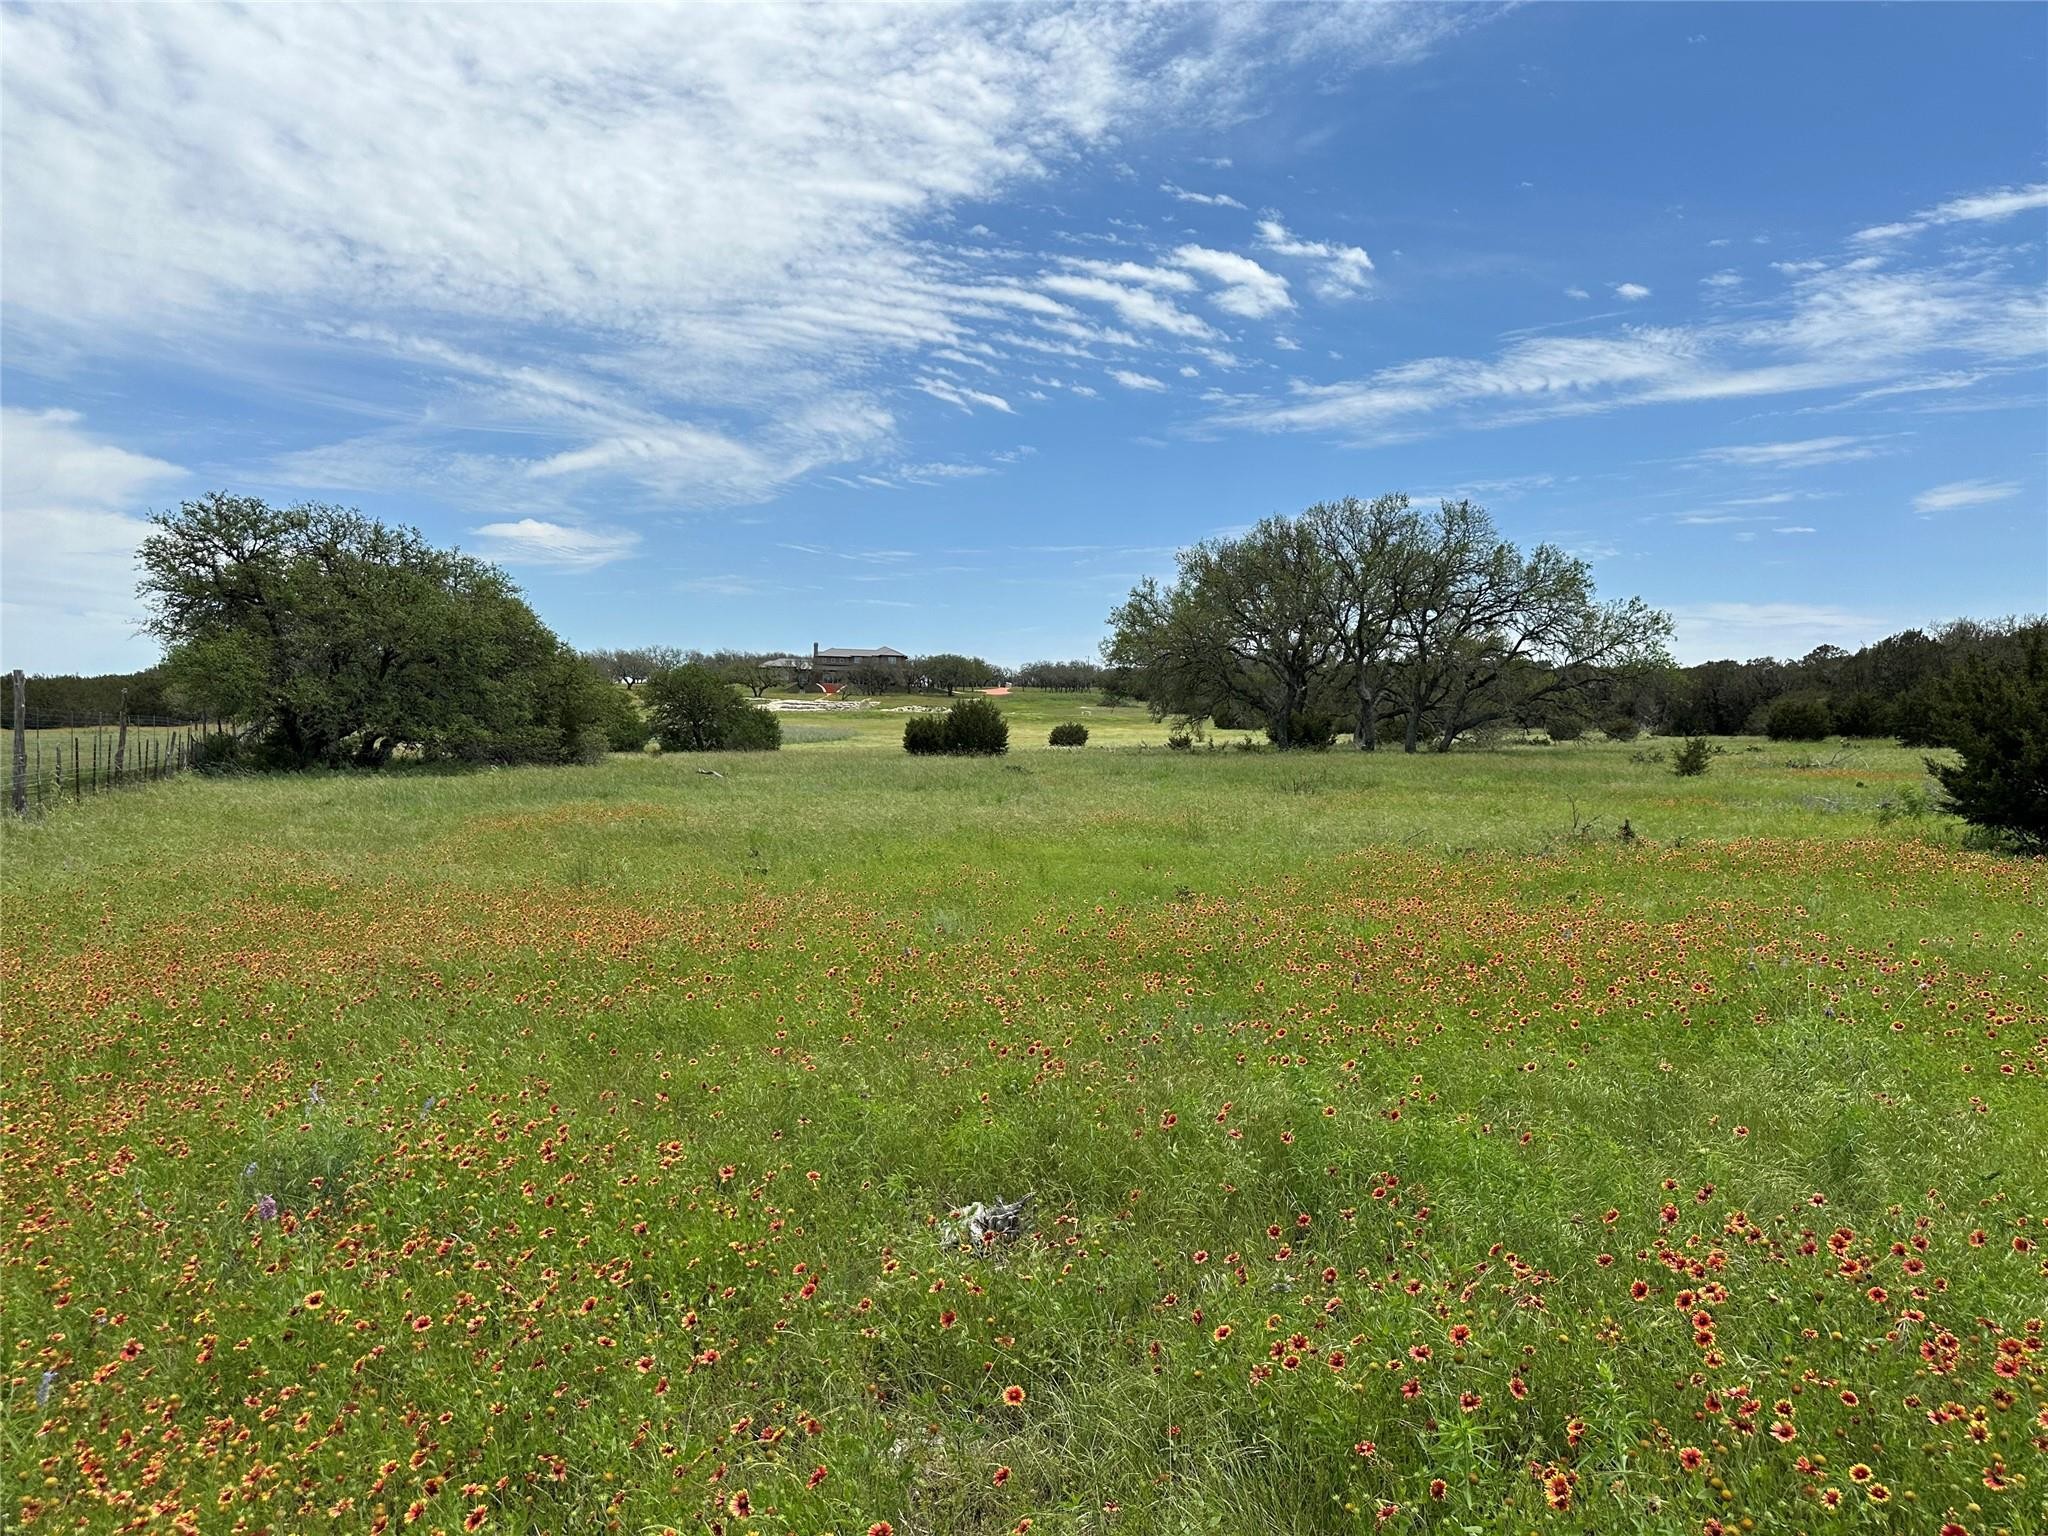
<box><xmin>940</xmin><ymin>695</ymin><xmax>1009</xmax><ymax>755</ymax></box>
<box><xmin>902</xmin><ymin>713</ymin><xmax>951</xmax><ymax>755</ymax></box>
<box><xmin>1926</xmin><ymin>625</ymin><xmax>2048</xmax><ymax>852</ymax></box>
<box><xmin>1048</xmin><ymin>721</ymin><xmax>1089</xmax><ymax>747</ymax></box>
<box><xmin>904</xmin><ymin>696</ymin><xmax>1010</xmax><ymax>755</ymax></box>
<box><xmin>0</xmin><ymin>666</ymin><xmax>175</xmax><ymax>722</ymax></box>
<box><xmin>2</xmin><ymin>736</ymin><xmax>2039</xmax><ymax>1536</ymax></box>
<box><xmin>1671</xmin><ymin>735</ymin><xmax>1713</xmax><ymax>777</ymax></box>
<box><xmin>1650</xmin><ymin>617</ymin><xmax>2044</xmax><ymax>741</ymax></box>
<box><xmin>137</xmin><ymin>493</ymin><xmax>608</xmax><ymax>768</ymax></box>
<box><xmin>1011</xmin><ymin>657</ymin><xmax>1123</xmax><ymax>692</ymax></box>
<box><xmin>589</xmin><ymin>679</ymin><xmax>652</xmax><ymax>753</ymax></box>
<box><xmin>913</xmin><ymin>653</ymin><xmax>1002</xmax><ymax>695</ymax></box>
<box><xmin>1108</xmin><ymin>495</ymin><xmax>1671</xmax><ymax>751</ymax></box>
<box><xmin>1765</xmin><ymin>694</ymin><xmax>1833</xmax><ymax>741</ymax></box>
<box><xmin>643</xmin><ymin>664</ymin><xmax>782</xmax><ymax>751</ymax></box>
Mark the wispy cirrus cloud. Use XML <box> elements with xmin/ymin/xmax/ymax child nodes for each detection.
<box><xmin>0</xmin><ymin>2</ymin><xmax>1471</xmax><ymax>518</ymax></box>
<box><xmin>471</xmin><ymin>519</ymin><xmax>641</xmax><ymax>570</ymax></box>
<box><xmin>1254</xmin><ymin>218</ymin><xmax>1374</xmax><ymax>297</ymax></box>
<box><xmin>1161</xmin><ymin>181</ymin><xmax>1246</xmax><ymax>210</ymax></box>
<box><xmin>1852</xmin><ymin>181</ymin><xmax>2048</xmax><ymax>243</ymax></box>
<box><xmin>1206</xmin><ymin>222</ymin><xmax>2045</xmax><ymax>445</ymax></box>
<box><xmin>1690</xmin><ymin>436</ymin><xmax>1889</xmax><ymax>470</ymax></box>
<box><xmin>1911</xmin><ymin>478</ymin><xmax>2021</xmax><ymax>514</ymax></box>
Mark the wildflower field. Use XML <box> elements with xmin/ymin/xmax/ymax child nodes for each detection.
<box><xmin>3</xmin><ymin>724</ymin><xmax>2042</xmax><ymax>1536</ymax></box>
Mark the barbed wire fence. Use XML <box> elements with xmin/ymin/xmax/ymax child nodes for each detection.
<box><xmin>7</xmin><ymin>670</ymin><xmax>224</xmax><ymax>815</ymax></box>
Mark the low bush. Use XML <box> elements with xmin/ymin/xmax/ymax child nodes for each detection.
<box><xmin>719</xmin><ymin>703</ymin><xmax>783</xmax><ymax>751</ymax></box>
<box><xmin>1048</xmin><ymin>722</ymin><xmax>1089</xmax><ymax>747</ymax></box>
<box><xmin>1925</xmin><ymin>629</ymin><xmax>2048</xmax><ymax>853</ymax></box>
<box><xmin>903</xmin><ymin>698</ymin><xmax>1009</xmax><ymax>756</ymax></box>
<box><xmin>645</xmin><ymin>664</ymin><xmax>782</xmax><ymax>751</ymax></box>
<box><xmin>1209</xmin><ymin>698</ymin><xmax>1257</xmax><ymax>733</ymax></box>
<box><xmin>944</xmin><ymin>696</ymin><xmax>1009</xmax><ymax>756</ymax></box>
<box><xmin>1602</xmin><ymin>716</ymin><xmax>1640</xmax><ymax>742</ymax></box>
<box><xmin>1269</xmin><ymin>714</ymin><xmax>1339</xmax><ymax>751</ymax></box>
<box><xmin>902</xmin><ymin>714</ymin><xmax>950</xmax><ymax>755</ymax></box>
<box><xmin>1545</xmin><ymin>717</ymin><xmax>1587</xmax><ymax>743</ymax></box>
<box><xmin>593</xmin><ymin>683</ymin><xmax>651</xmax><ymax>752</ymax></box>
<box><xmin>1766</xmin><ymin>696</ymin><xmax>1832</xmax><ymax>742</ymax></box>
<box><xmin>1672</xmin><ymin>736</ymin><xmax>1713</xmax><ymax>777</ymax></box>
<box><xmin>188</xmin><ymin>732</ymin><xmax>249</xmax><ymax>774</ymax></box>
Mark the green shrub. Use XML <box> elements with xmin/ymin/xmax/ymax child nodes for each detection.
<box><xmin>1925</xmin><ymin>630</ymin><xmax>2048</xmax><ymax>854</ymax></box>
<box><xmin>1830</xmin><ymin>690</ymin><xmax>1889</xmax><ymax>739</ymax></box>
<box><xmin>188</xmin><ymin>732</ymin><xmax>248</xmax><ymax>774</ymax></box>
<box><xmin>1545</xmin><ymin>717</ymin><xmax>1587</xmax><ymax>743</ymax></box>
<box><xmin>1602</xmin><ymin>716</ymin><xmax>1640</xmax><ymax>742</ymax></box>
<box><xmin>1166</xmin><ymin>728</ymin><xmax>1194</xmax><ymax>751</ymax></box>
<box><xmin>943</xmin><ymin>696</ymin><xmax>1009</xmax><ymax>756</ymax></box>
<box><xmin>645</xmin><ymin>665</ymin><xmax>782</xmax><ymax>751</ymax></box>
<box><xmin>1048</xmin><ymin>722</ymin><xmax>1089</xmax><ymax>747</ymax></box>
<box><xmin>902</xmin><ymin>698</ymin><xmax>1009</xmax><ymax>756</ymax></box>
<box><xmin>720</xmin><ymin>703</ymin><xmax>783</xmax><ymax>751</ymax></box>
<box><xmin>1267</xmin><ymin>714</ymin><xmax>1339</xmax><ymax>750</ymax></box>
<box><xmin>1766</xmin><ymin>696</ymin><xmax>1832</xmax><ymax>741</ymax></box>
<box><xmin>1209</xmin><ymin>698</ymin><xmax>1257</xmax><ymax>733</ymax></box>
<box><xmin>593</xmin><ymin>683</ymin><xmax>651</xmax><ymax>752</ymax></box>
<box><xmin>1671</xmin><ymin>736</ymin><xmax>1713</xmax><ymax>777</ymax></box>
<box><xmin>903</xmin><ymin>714</ymin><xmax>950</xmax><ymax>755</ymax></box>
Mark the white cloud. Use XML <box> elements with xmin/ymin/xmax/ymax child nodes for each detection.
<box><xmin>1700</xmin><ymin>270</ymin><xmax>1743</xmax><ymax>291</ymax></box>
<box><xmin>1254</xmin><ymin>218</ymin><xmax>1373</xmax><ymax>297</ymax></box>
<box><xmin>1853</xmin><ymin>181</ymin><xmax>2048</xmax><ymax>242</ymax></box>
<box><xmin>1564</xmin><ymin>286</ymin><xmax>1590</xmax><ymax>300</ymax></box>
<box><xmin>1613</xmin><ymin>282</ymin><xmax>1651</xmax><ymax>301</ymax></box>
<box><xmin>1773</xmin><ymin>526</ymin><xmax>1818</xmax><ymax>535</ymax></box>
<box><xmin>1054</xmin><ymin>258</ymin><xmax>1200</xmax><ymax>293</ymax></box>
<box><xmin>914</xmin><ymin>375</ymin><xmax>1016</xmax><ymax>414</ymax></box>
<box><xmin>1911</xmin><ymin>478</ymin><xmax>2021</xmax><ymax>514</ymax></box>
<box><xmin>1692</xmin><ymin>436</ymin><xmax>1885</xmax><ymax>470</ymax></box>
<box><xmin>1668</xmin><ymin>601</ymin><xmax>1891</xmax><ymax>663</ymax></box>
<box><xmin>1038</xmin><ymin>273</ymin><xmax>1218</xmax><ymax>338</ymax></box>
<box><xmin>470</xmin><ymin>519</ymin><xmax>641</xmax><ymax>570</ymax></box>
<box><xmin>0</xmin><ymin>5</ymin><xmax>1465</xmax><ymax>508</ymax></box>
<box><xmin>0</xmin><ymin>408</ymin><xmax>186</xmax><ymax>673</ymax></box>
<box><xmin>1161</xmin><ymin>181</ymin><xmax>1246</xmax><ymax>210</ymax></box>
<box><xmin>1170</xmin><ymin>244</ymin><xmax>1294</xmax><ymax>318</ymax></box>
<box><xmin>1109</xmin><ymin>369</ymin><xmax>1167</xmax><ymax>392</ymax></box>
<box><xmin>1208</xmin><ymin>204</ymin><xmax>2048</xmax><ymax>447</ymax></box>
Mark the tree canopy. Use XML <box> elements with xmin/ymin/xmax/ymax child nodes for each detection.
<box><xmin>138</xmin><ymin>492</ymin><xmax>612</xmax><ymax>768</ymax></box>
<box><xmin>643</xmin><ymin>664</ymin><xmax>782</xmax><ymax>751</ymax></box>
<box><xmin>1107</xmin><ymin>496</ymin><xmax>1672</xmax><ymax>750</ymax></box>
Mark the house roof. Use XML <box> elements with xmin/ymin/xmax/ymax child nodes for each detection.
<box><xmin>815</xmin><ymin>646</ymin><xmax>907</xmax><ymax>660</ymax></box>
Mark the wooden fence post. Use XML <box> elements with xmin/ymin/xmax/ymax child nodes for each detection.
<box><xmin>9</xmin><ymin>671</ymin><xmax>24</xmax><ymax>816</ymax></box>
<box><xmin>115</xmin><ymin>689</ymin><xmax>129</xmax><ymax>778</ymax></box>
<box><xmin>74</xmin><ymin>734</ymin><xmax>82</xmax><ymax>802</ymax></box>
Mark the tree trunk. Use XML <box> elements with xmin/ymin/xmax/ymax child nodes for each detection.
<box><xmin>1351</xmin><ymin>667</ymin><xmax>1378</xmax><ymax>750</ymax></box>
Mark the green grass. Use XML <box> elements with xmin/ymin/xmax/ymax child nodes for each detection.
<box><xmin>3</xmin><ymin>708</ymin><xmax>2042</xmax><ymax>1536</ymax></box>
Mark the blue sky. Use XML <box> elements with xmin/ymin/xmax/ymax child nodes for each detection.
<box><xmin>3</xmin><ymin>2</ymin><xmax>2043</xmax><ymax>675</ymax></box>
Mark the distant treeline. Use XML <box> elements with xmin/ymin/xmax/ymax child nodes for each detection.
<box><xmin>1</xmin><ymin>667</ymin><xmax>179</xmax><ymax>721</ymax></box>
<box><xmin>1639</xmin><ymin>617</ymin><xmax>2044</xmax><ymax>743</ymax></box>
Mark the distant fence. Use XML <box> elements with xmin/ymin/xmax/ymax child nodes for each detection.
<box><xmin>6</xmin><ymin>670</ymin><xmax>226</xmax><ymax>815</ymax></box>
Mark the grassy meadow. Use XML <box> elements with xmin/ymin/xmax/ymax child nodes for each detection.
<box><xmin>3</xmin><ymin>700</ymin><xmax>2043</xmax><ymax>1536</ymax></box>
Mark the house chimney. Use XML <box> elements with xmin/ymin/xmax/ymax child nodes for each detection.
<box><xmin>812</xmin><ymin>641</ymin><xmax>819</xmax><ymax>660</ymax></box>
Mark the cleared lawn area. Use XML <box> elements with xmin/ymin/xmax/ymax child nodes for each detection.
<box><xmin>3</xmin><ymin>727</ymin><xmax>2042</xmax><ymax>1536</ymax></box>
